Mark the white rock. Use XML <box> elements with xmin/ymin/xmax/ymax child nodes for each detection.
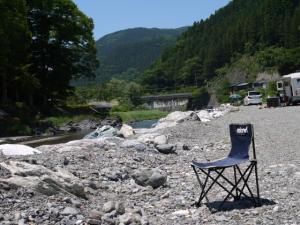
<box><xmin>0</xmin><ymin>161</ymin><xmax>86</xmax><ymax>198</ymax></box>
<box><xmin>37</xmin><ymin>138</ymin><xmax>121</xmax><ymax>153</ymax></box>
<box><xmin>197</xmin><ymin>110</ymin><xmax>212</xmax><ymax>122</ymax></box>
<box><xmin>137</xmin><ymin>133</ymin><xmax>161</xmax><ymax>144</ymax></box>
<box><xmin>84</xmin><ymin>125</ymin><xmax>117</xmax><ymax>139</ymax></box>
<box><xmin>151</xmin><ymin>111</ymin><xmax>195</xmax><ymax>130</ymax></box>
<box><xmin>153</xmin><ymin>135</ymin><xmax>168</xmax><ymax>145</ymax></box>
<box><xmin>61</xmin><ymin>207</ymin><xmax>78</xmax><ymax>215</ymax></box>
<box><xmin>209</xmin><ymin>109</ymin><xmax>225</xmax><ymax>118</ymax></box>
<box><xmin>294</xmin><ymin>171</ymin><xmax>300</xmax><ymax>179</ymax></box>
<box><xmin>172</xmin><ymin>210</ymin><xmax>190</xmax><ymax>216</ymax></box>
<box><xmin>120</xmin><ymin>124</ymin><xmax>135</xmax><ymax>138</ymax></box>
<box><xmin>0</xmin><ymin>144</ymin><xmax>41</xmax><ymax>156</ymax></box>
<box><xmin>159</xmin><ymin>111</ymin><xmax>194</xmax><ymax>123</ymax></box>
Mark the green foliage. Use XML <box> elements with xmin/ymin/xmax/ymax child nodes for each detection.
<box><xmin>179</xmin><ymin>57</ymin><xmax>203</xmax><ymax>85</ymax></box>
<box><xmin>192</xmin><ymin>88</ymin><xmax>210</xmax><ymax>109</ymax></box>
<box><xmin>0</xmin><ymin>118</ymin><xmax>32</xmax><ymax>136</ymax></box>
<box><xmin>237</xmin><ymin>90</ymin><xmax>248</xmax><ymax>99</ymax></box>
<box><xmin>27</xmin><ymin>0</ymin><xmax>99</xmax><ymax>106</ymax></box>
<box><xmin>43</xmin><ymin>115</ymin><xmax>100</xmax><ymax>126</ymax></box>
<box><xmin>110</xmin><ymin>110</ymin><xmax>168</xmax><ymax>122</ymax></box>
<box><xmin>266</xmin><ymin>81</ymin><xmax>278</xmax><ymax>97</ymax></box>
<box><xmin>216</xmin><ymin>79</ymin><xmax>231</xmax><ymax>103</ymax></box>
<box><xmin>0</xmin><ymin>0</ymin><xmax>98</xmax><ymax>115</ymax></box>
<box><xmin>127</xmin><ymin>82</ymin><xmax>144</xmax><ymax>106</ymax></box>
<box><xmin>98</xmin><ymin>79</ymin><xmax>144</xmax><ymax>106</ymax></box>
<box><xmin>141</xmin><ymin>0</ymin><xmax>300</xmax><ymax>89</ymax></box>
<box><xmin>0</xmin><ymin>0</ymin><xmax>31</xmax><ymax>105</ymax></box>
<box><xmin>216</xmin><ymin>54</ymin><xmax>266</xmax><ymax>83</ymax></box>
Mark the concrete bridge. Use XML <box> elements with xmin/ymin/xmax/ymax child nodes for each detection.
<box><xmin>141</xmin><ymin>93</ymin><xmax>192</xmax><ymax>111</ymax></box>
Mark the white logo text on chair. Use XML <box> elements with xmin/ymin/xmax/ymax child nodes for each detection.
<box><xmin>236</xmin><ymin>126</ymin><xmax>248</xmax><ymax>134</ymax></box>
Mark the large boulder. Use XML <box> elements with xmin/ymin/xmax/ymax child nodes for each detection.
<box><xmin>84</xmin><ymin>125</ymin><xmax>118</xmax><ymax>139</ymax></box>
<box><xmin>153</xmin><ymin>135</ymin><xmax>168</xmax><ymax>146</ymax></box>
<box><xmin>155</xmin><ymin>144</ymin><xmax>176</xmax><ymax>154</ymax></box>
<box><xmin>0</xmin><ymin>144</ymin><xmax>41</xmax><ymax>156</ymax></box>
<box><xmin>132</xmin><ymin>168</ymin><xmax>167</xmax><ymax>188</ymax></box>
<box><xmin>159</xmin><ymin>111</ymin><xmax>194</xmax><ymax>123</ymax></box>
<box><xmin>119</xmin><ymin>124</ymin><xmax>135</xmax><ymax>138</ymax></box>
<box><xmin>0</xmin><ymin>161</ymin><xmax>86</xmax><ymax>199</ymax></box>
<box><xmin>153</xmin><ymin>111</ymin><xmax>199</xmax><ymax>130</ymax></box>
<box><xmin>121</xmin><ymin>140</ymin><xmax>146</xmax><ymax>151</ymax></box>
<box><xmin>37</xmin><ymin>137</ymin><xmax>122</xmax><ymax>153</ymax></box>
<box><xmin>197</xmin><ymin>110</ymin><xmax>212</xmax><ymax>122</ymax></box>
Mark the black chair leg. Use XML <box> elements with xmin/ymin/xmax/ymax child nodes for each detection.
<box><xmin>192</xmin><ymin>165</ymin><xmax>211</xmax><ymax>207</ymax></box>
<box><xmin>253</xmin><ymin>161</ymin><xmax>261</xmax><ymax>206</ymax></box>
<box><xmin>236</xmin><ymin>164</ymin><xmax>257</xmax><ymax>206</ymax></box>
<box><xmin>233</xmin><ymin>166</ymin><xmax>240</xmax><ymax>201</ymax></box>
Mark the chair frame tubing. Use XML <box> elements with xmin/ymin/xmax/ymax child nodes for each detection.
<box><xmin>192</xmin><ymin>161</ymin><xmax>261</xmax><ymax>211</ymax></box>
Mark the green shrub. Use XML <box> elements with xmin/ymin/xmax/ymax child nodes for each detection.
<box><xmin>110</xmin><ymin>110</ymin><xmax>168</xmax><ymax>122</ymax></box>
<box><xmin>237</xmin><ymin>90</ymin><xmax>247</xmax><ymax>99</ymax></box>
<box><xmin>110</xmin><ymin>102</ymin><xmax>134</xmax><ymax>112</ymax></box>
<box><xmin>266</xmin><ymin>81</ymin><xmax>277</xmax><ymax>97</ymax></box>
<box><xmin>216</xmin><ymin>79</ymin><xmax>231</xmax><ymax>103</ymax></box>
<box><xmin>0</xmin><ymin>119</ymin><xmax>32</xmax><ymax>136</ymax></box>
<box><xmin>192</xmin><ymin>87</ymin><xmax>210</xmax><ymax>109</ymax></box>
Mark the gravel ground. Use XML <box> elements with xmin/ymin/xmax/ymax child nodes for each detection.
<box><xmin>0</xmin><ymin>105</ymin><xmax>299</xmax><ymax>225</ymax></box>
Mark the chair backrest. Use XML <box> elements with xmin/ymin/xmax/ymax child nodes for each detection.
<box><xmin>228</xmin><ymin>124</ymin><xmax>254</xmax><ymax>160</ymax></box>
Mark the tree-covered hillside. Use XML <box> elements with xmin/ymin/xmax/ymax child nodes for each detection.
<box><xmin>142</xmin><ymin>0</ymin><xmax>300</xmax><ymax>88</ymax></box>
<box><xmin>94</xmin><ymin>27</ymin><xmax>187</xmax><ymax>84</ymax></box>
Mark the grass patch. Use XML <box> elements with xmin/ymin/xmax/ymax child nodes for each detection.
<box><xmin>110</xmin><ymin>110</ymin><xmax>168</xmax><ymax>122</ymax></box>
<box><xmin>43</xmin><ymin>110</ymin><xmax>168</xmax><ymax>126</ymax></box>
<box><xmin>43</xmin><ymin>114</ymin><xmax>100</xmax><ymax>126</ymax></box>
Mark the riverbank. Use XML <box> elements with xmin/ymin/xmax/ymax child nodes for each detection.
<box><xmin>0</xmin><ymin>109</ymin><xmax>167</xmax><ymax>138</ymax></box>
<box><xmin>0</xmin><ymin>105</ymin><xmax>299</xmax><ymax>224</ymax></box>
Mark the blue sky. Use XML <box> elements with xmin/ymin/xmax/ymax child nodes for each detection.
<box><xmin>73</xmin><ymin>0</ymin><xmax>231</xmax><ymax>39</ymax></box>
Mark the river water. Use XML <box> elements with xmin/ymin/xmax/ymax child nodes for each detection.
<box><xmin>23</xmin><ymin>119</ymin><xmax>158</xmax><ymax>147</ymax></box>
<box><xmin>130</xmin><ymin>119</ymin><xmax>158</xmax><ymax>129</ymax></box>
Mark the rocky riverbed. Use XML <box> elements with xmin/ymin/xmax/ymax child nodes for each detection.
<box><xmin>0</xmin><ymin>105</ymin><xmax>299</xmax><ymax>225</ymax></box>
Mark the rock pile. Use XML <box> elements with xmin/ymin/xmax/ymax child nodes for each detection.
<box><xmin>2</xmin><ymin>106</ymin><xmax>297</xmax><ymax>225</ymax></box>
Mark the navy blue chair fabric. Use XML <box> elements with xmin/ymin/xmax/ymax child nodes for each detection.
<box><xmin>192</xmin><ymin>124</ymin><xmax>253</xmax><ymax>169</ymax></box>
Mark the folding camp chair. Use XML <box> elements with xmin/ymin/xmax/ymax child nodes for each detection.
<box><xmin>191</xmin><ymin>124</ymin><xmax>261</xmax><ymax>211</ymax></box>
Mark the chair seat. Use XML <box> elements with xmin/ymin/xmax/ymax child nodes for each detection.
<box><xmin>192</xmin><ymin>157</ymin><xmax>249</xmax><ymax>169</ymax></box>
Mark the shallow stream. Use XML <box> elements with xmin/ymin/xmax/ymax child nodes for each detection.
<box><xmin>16</xmin><ymin>119</ymin><xmax>159</xmax><ymax>147</ymax></box>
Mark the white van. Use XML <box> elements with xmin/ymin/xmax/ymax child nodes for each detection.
<box><xmin>277</xmin><ymin>72</ymin><xmax>300</xmax><ymax>105</ymax></box>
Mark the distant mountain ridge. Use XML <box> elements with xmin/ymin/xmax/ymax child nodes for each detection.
<box><xmin>94</xmin><ymin>27</ymin><xmax>187</xmax><ymax>84</ymax></box>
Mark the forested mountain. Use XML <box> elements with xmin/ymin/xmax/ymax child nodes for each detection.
<box><xmin>94</xmin><ymin>27</ymin><xmax>187</xmax><ymax>84</ymax></box>
<box><xmin>142</xmin><ymin>0</ymin><xmax>300</xmax><ymax>88</ymax></box>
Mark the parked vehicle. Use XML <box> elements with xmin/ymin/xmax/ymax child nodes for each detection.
<box><xmin>244</xmin><ymin>91</ymin><xmax>262</xmax><ymax>105</ymax></box>
<box><xmin>277</xmin><ymin>72</ymin><xmax>300</xmax><ymax>105</ymax></box>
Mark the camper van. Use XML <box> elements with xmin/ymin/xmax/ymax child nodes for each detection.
<box><xmin>277</xmin><ymin>72</ymin><xmax>300</xmax><ymax>105</ymax></box>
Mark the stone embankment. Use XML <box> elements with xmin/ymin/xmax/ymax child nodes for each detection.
<box><xmin>0</xmin><ymin>105</ymin><xmax>299</xmax><ymax>225</ymax></box>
